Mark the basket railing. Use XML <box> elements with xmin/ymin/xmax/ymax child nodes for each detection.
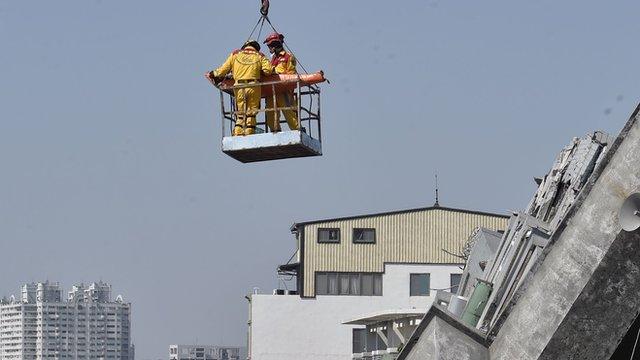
<box><xmin>218</xmin><ymin>79</ymin><xmax>321</xmax><ymax>141</ymax></box>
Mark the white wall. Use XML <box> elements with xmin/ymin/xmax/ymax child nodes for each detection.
<box><xmin>249</xmin><ymin>264</ymin><xmax>461</xmax><ymax>360</ymax></box>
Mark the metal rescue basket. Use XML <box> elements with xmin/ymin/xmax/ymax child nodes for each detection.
<box><xmin>214</xmin><ymin>72</ymin><xmax>324</xmax><ymax>163</ymax></box>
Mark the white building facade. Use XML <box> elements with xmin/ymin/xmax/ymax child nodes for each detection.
<box><xmin>0</xmin><ymin>281</ymin><xmax>132</xmax><ymax>360</ymax></box>
<box><xmin>250</xmin><ymin>264</ymin><xmax>462</xmax><ymax>360</ymax></box>
<box><xmin>247</xmin><ymin>206</ymin><xmax>509</xmax><ymax>360</ymax></box>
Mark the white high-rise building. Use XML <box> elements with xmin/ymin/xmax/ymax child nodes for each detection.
<box><xmin>0</xmin><ymin>281</ymin><xmax>132</xmax><ymax>360</ymax></box>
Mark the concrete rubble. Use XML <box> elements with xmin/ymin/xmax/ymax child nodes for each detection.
<box><xmin>398</xmin><ymin>105</ymin><xmax>640</xmax><ymax>360</ymax></box>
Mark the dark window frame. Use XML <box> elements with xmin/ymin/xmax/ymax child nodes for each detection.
<box><xmin>317</xmin><ymin>228</ymin><xmax>341</xmax><ymax>244</ymax></box>
<box><xmin>450</xmin><ymin>273</ymin><xmax>462</xmax><ymax>294</ymax></box>
<box><xmin>315</xmin><ymin>272</ymin><xmax>382</xmax><ymax>296</ymax></box>
<box><xmin>410</xmin><ymin>273</ymin><xmax>431</xmax><ymax>296</ymax></box>
<box><xmin>352</xmin><ymin>328</ymin><xmax>367</xmax><ymax>353</ymax></box>
<box><xmin>352</xmin><ymin>228</ymin><xmax>376</xmax><ymax>244</ymax></box>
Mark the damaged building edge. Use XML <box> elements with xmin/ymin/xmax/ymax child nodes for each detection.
<box><xmin>398</xmin><ymin>103</ymin><xmax>640</xmax><ymax>360</ymax></box>
<box><xmin>398</xmin><ymin>304</ymin><xmax>489</xmax><ymax>360</ymax></box>
<box><xmin>487</xmin><ymin>107</ymin><xmax>640</xmax><ymax>360</ymax></box>
<box><xmin>537</xmin><ymin>229</ymin><xmax>640</xmax><ymax>359</ymax></box>
<box><xmin>487</xmin><ymin>105</ymin><xmax>639</xmax><ymax>342</ymax></box>
<box><xmin>471</xmin><ymin>129</ymin><xmax>617</xmax><ymax>335</ymax></box>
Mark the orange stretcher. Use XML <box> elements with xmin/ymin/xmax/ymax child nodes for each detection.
<box><xmin>215</xmin><ymin>71</ymin><xmax>326</xmax><ymax>98</ymax></box>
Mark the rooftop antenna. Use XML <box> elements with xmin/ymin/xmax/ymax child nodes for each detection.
<box><xmin>434</xmin><ymin>174</ymin><xmax>440</xmax><ymax>207</ymax></box>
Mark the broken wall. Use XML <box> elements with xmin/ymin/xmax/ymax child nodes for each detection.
<box><xmin>489</xmin><ymin>107</ymin><xmax>640</xmax><ymax>359</ymax></box>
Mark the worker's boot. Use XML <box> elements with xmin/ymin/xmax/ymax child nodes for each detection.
<box><xmin>265</xmin><ymin>112</ymin><xmax>281</xmax><ymax>133</ymax></box>
<box><xmin>233</xmin><ymin>125</ymin><xmax>244</xmax><ymax>136</ymax></box>
<box><xmin>267</xmin><ymin>119</ymin><xmax>281</xmax><ymax>133</ymax></box>
<box><xmin>286</xmin><ymin>120</ymin><xmax>299</xmax><ymax>131</ymax></box>
<box><xmin>244</xmin><ymin>115</ymin><xmax>257</xmax><ymax>135</ymax></box>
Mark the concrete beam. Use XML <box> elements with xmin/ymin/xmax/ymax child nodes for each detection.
<box><xmin>393</xmin><ymin>324</ymin><xmax>406</xmax><ymax>344</ymax></box>
<box><xmin>376</xmin><ymin>327</ymin><xmax>389</xmax><ymax>346</ymax></box>
<box><xmin>489</xmin><ymin>106</ymin><xmax>640</xmax><ymax>360</ymax></box>
<box><xmin>399</xmin><ymin>305</ymin><xmax>489</xmax><ymax>360</ymax></box>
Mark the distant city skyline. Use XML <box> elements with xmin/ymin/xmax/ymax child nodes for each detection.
<box><xmin>0</xmin><ymin>281</ymin><xmax>132</xmax><ymax>359</ymax></box>
<box><xmin>169</xmin><ymin>344</ymin><xmax>243</xmax><ymax>360</ymax></box>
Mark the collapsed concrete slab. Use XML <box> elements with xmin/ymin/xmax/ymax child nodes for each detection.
<box><xmin>399</xmin><ymin>104</ymin><xmax>640</xmax><ymax>360</ymax></box>
<box><xmin>403</xmin><ymin>305</ymin><xmax>489</xmax><ymax>360</ymax></box>
<box><xmin>489</xmin><ymin>106</ymin><xmax>640</xmax><ymax>359</ymax></box>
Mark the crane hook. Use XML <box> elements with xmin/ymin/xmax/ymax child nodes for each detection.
<box><xmin>260</xmin><ymin>0</ymin><xmax>270</xmax><ymax>16</ymax></box>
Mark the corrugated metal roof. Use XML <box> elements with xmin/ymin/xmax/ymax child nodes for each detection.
<box><xmin>292</xmin><ymin>205</ymin><xmax>508</xmax><ymax>230</ymax></box>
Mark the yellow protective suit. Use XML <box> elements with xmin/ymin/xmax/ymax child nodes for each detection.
<box><xmin>265</xmin><ymin>50</ymin><xmax>299</xmax><ymax>132</ymax></box>
<box><xmin>213</xmin><ymin>46</ymin><xmax>272</xmax><ymax>136</ymax></box>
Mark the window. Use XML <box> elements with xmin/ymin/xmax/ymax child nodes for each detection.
<box><xmin>350</xmin><ymin>274</ymin><xmax>360</xmax><ymax>294</ymax></box>
<box><xmin>353</xmin><ymin>228</ymin><xmax>376</xmax><ymax>244</ymax></box>
<box><xmin>328</xmin><ymin>273</ymin><xmax>338</xmax><ymax>295</ymax></box>
<box><xmin>374</xmin><ymin>274</ymin><xmax>383</xmax><ymax>296</ymax></box>
<box><xmin>318</xmin><ymin>228</ymin><xmax>340</xmax><ymax>243</ymax></box>
<box><xmin>410</xmin><ymin>273</ymin><xmax>430</xmax><ymax>296</ymax></box>
<box><xmin>352</xmin><ymin>328</ymin><xmax>366</xmax><ymax>353</ymax></box>
<box><xmin>450</xmin><ymin>273</ymin><xmax>462</xmax><ymax>294</ymax></box>
<box><xmin>339</xmin><ymin>274</ymin><xmax>350</xmax><ymax>295</ymax></box>
<box><xmin>361</xmin><ymin>274</ymin><xmax>374</xmax><ymax>296</ymax></box>
<box><xmin>316</xmin><ymin>272</ymin><xmax>382</xmax><ymax>296</ymax></box>
<box><xmin>316</xmin><ymin>274</ymin><xmax>328</xmax><ymax>295</ymax></box>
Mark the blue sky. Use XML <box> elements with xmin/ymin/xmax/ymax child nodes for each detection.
<box><xmin>1</xmin><ymin>1</ymin><xmax>639</xmax><ymax>358</ymax></box>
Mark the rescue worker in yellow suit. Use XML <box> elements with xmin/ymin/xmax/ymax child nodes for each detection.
<box><xmin>263</xmin><ymin>32</ymin><xmax>299</xmax><ymax>132</ymax></box>
<box><xmin>207</xmin><ymin>40</ymin><xmax>272</xmax><ymax>136</ymax></box>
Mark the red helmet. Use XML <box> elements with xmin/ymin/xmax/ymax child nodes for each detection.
<box><xmin>263</xmin><ymin>32</ymin><xmax>284</xmax><ymax>46</ymax></box>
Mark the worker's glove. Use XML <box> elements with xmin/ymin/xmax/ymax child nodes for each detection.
<box><xmin>205</xmin><ymin>71</ymin><xmax>222</xmax><ymax>86</ymax></box>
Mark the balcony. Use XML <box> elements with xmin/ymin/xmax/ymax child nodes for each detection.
<box><xmin>344</xmin><ymin>309</ymin><xmax>424</xmax><ymax>360</ymax></box>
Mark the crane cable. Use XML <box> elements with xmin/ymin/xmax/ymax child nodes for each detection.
<box><xmin>245</xmin><ymin>16</ymin><xmax>264</xmax><ymax>44</ymax></box>
<box><xmin>262</xmin><ymin>15</ymin><xmax>311</xmax><ymax>75</ymax></box>
<box><xmin>245</xmin><ymin>15</ymin><xmax>311</xmax><ymax>75</ymax></box>
<box><xmin>257</xmin><ymin>17</ymin><xmax>266</xmax><ymax>42</ymax></box>
<box><xmin>244</xmin><ymin>0</ymin><xmax>312</xmax><ymax>75</ymax></box>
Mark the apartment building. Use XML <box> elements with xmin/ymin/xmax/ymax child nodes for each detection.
<box><xmin>247</xmin><ymin>205</ymin><xmax>508</xmax><ymax>360</ymax></box>
<box><xmin>0</xmin><ymin>281</ymin><xmax>132</xmax><ymax>360</ymax></box>
<box><xmin>169</xmin><ymin>344</ymin><xmax>241</xmax><ymax>360</ymax></box>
